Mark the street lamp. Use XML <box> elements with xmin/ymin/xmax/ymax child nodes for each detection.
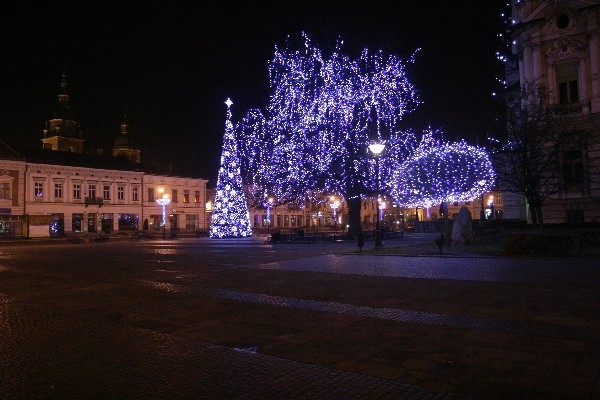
<box><xmin>369</xmin><ymin>142</ymin><xmax>385</xmax><ymax>249</ymax></box>
<box><xmin>156</xmin><ymin>193</ymin><xmax>171</xmax><ymax>239</ymax></box>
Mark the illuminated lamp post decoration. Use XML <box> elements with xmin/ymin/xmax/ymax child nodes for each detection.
<box><xmin>369</xmin><ymin>142</ymin><xmax>385</xmax><ymax>249</ymax></box>
<box><xmin>264</xmin><ymin>196</ymin><xmax>274</xmax><ymax>233</ymax></box>
<box><xmin>379</xmin><ymin>198</ymin><xmax>386</xmax><ymax>225</ymax></box>
<box><xmin>210</xmin><ymin>98</ymin><xmax>253</xmax><ymax>238</ymax></box>
<box><xmin>329</xmin><ymin>195</ymin><xmax>341</xmax><ymax>226</ymax></box>
<box><xmin>155</xmin><ymin>191</ymin><xmax>171</xmax><ymax>240</ymax></box>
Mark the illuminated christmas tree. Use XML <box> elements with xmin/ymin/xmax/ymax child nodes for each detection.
<box><xmin>210</xmin><ymin>98</ymin><xmax>253</xmax><ymax>238</ymax></box>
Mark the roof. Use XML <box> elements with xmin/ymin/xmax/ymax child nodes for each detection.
<box><xmin>0</xmin><ymin>141</ymin><xmax>209</xmax><ymax>180</ymax></box>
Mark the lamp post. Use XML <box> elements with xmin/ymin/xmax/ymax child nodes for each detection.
<box><xmin>369</xmin><ymin>142</ymin><xmax>385</xmax><ymax>249</ymax></box>
<box><xmin>156</xmin><ymin>194</ymin><xmax>171</xmax><ymax>240</ymax></box>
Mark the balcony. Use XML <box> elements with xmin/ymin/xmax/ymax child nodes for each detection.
<box><xmin>84</xmin><ymin>197</ymin><xmax>104</xmax><ymax>207</ymax></box>
<box><xmin>551</xmin><ymin>102</ymin><xmax>586</xmax><ymax>116</ymax></box>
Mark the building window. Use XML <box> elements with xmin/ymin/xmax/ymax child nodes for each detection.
<box><xmin>185</xmin><ymin>214</ymin><xmax>199</xmax><ymax>229</ymax></box>
<box><xmin>563</xmin><ymin>150</ymin><xmax>584</xmax><ymax>185</ymax></box>
<box><xmin>172</xmin><ymin>190</ymin><xmax>178</xmax><ymax>202</ymax></box>
<box><xmin>556</xmin><ymin>63</ymin><xmax>579</xmax><ymax>104</ymax></box>
<box><xmin>103</xmin><ymin>185</ymin><xmax>111</xmax><ymax>200</ymax></box>
<box><xmin>117</xmin><ymin>185</ymin><xmax>125</xmax><ymax>200</ymax></box>
<box><xmin>118</xmin><ymin>213</ymin><xmax>139</xmax><ymax>231</ymax></box>
<box><xmin>72</xmin><ymin>213</ymin><xmax>83</xmax><ymax>232</ymax></box>
<box><xmin>183</xmin><ymin>190</ymin><xmax>190</xmax><ymax>203</ymax></box>
<box><xmin>34</xmin><ymin>182</ymin><xmax>43</xmax><ymax>198</ymax></box>
<box><xmin>73</xmin><ymin>183</ymin><xmax>81</xmax><ymax>199</ymax></box>
<box><xmin>54</xmin><ymin>183</ymin><xmax>63</xmax><ymax>198</ymax></box>
<box><xmin>88</xmin><ymin>184</ymin><xmax>96</xmax><ymax>199</ymax></box>
<box><xmin>148</xmin><ymin>188</ymin><xmax>154</xmax><ymax>202</ymax></box>
<box><xmin>132</xmin><ymin>187</ymin><xmax>139</xmax><ymax>201</ymax></box>
<box><xmin>194</xmin><ymin>190</ymin><xmax>200</xmax><ymax>203</ymax></box>
<box><xmin>0</xmin><ymin>183</ymin><xmax>10</xmax><ymax>199</ymax></box>
<box><xmin>559</xmin><ymin>80</ymin><xmax>579</xmax><ymax>104</ymax></box>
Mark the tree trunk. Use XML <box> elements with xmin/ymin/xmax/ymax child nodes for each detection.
<box><xmin>536</xmin><ymin>202</ymin><xmax>544</xmax><ymax>228</ymax></box>
<box><xmin>529</xmin><ymin>204</ymin><xmax>538</xmax><ymax>227</ymax></box>
<box><xmin>346</xmin><ymin>196</ymin><xmax>363</xmax><ymax>236</ymax></box>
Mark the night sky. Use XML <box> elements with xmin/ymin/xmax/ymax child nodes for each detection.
<box><xmin>2</xmin><ymin>1</ymin><xmax>506</xmax><ymax>184</ymax></box>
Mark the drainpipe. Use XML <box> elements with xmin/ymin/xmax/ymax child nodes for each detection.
<box><xmin>23</xmin><ymin>163</ymin><xmax>29</xmax><ymax>238</ymax></box>
<box><xmin>140</xmin><ymin>174</ymin><xmax>144</xmax><ymax>230</ymax></box>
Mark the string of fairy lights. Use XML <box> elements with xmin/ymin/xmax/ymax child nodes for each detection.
<box><xmin>390</xmin><ymin>129</ymin><xmax>496</xmax><ymax>209</ymax></box>
<box><xmin>211</xmin><ymin>33</ymin><xmax>497</xmax><ymax>238</ymax></box>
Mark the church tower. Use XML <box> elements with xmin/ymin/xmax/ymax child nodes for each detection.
<box><xmin>112</xmin><ymin>111</ymin><xmax>141</xmax><ymax>163</ymax></box>
<box><xmin>41</xmin><ymin>72</ymin><xmax>84</xmax><ymax>153</ymax></box>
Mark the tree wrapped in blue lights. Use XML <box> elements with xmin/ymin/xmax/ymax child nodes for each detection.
<box><xmin>390</xmin><ymin>129</ymin><xmax>496</xmax><ymax>209</ymax></box>
<box><xmin>236</xmin><ymin>34</ymin><xmax>496</xmax><ymax>234</ymax></box>
<box><xmin>210</xmin><ymin>99</ymin><xmax>253</xmax><ymax>238</ymax></box>
<box><xmin>237</xmin><ymin>34</ymin><xmax>421</xmax><ymax>234</ymax></box>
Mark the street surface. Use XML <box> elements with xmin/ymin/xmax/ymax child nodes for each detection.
<box><xmin>0</xmin><ymin>234</ymin><xmax>598</xmax><ymax>399</ymax></box>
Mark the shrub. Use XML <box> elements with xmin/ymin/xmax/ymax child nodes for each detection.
<box><xmin>503</xmin><ymin>233</ymin><xmax>579</xmax><ymax>257</ymax></box>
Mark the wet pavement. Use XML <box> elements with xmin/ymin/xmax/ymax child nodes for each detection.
<box><xmin>0</xmin><ymin>235</ymin><xmax>598</xmax><ymax>399</ymax></box>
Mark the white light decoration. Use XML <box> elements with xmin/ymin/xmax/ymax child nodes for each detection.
<box><xmin>156</xmin><ymin>194</ymin><xmax>171</xmax><ymax>239</ymax></box>
<box><xmin>210</xmin><ymin>99</ymin><xmax>253</xmax><ymax>238</ymax></box>
<box><xmin>231</xmin><ymin>34</ymin><xmax>497</xmax><ymax>233</ymax></box>
<box><xmin>390</xmin><ymin>129</ymin><xmax>496</xmax><ymax>209</ymax></box>
<box><xmin>236</xmin><ymin>33</ymin><xmax>421</xmax><ymax>212</ymax></box>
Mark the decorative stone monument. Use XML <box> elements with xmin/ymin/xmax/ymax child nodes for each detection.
<box><xmin>452</xmin><ymin>206</ymin><xmax>472</xmax><ymax>244</ymax></box>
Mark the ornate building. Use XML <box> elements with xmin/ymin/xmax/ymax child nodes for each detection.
<box><xmin>506</xmin><ymin>0</ymin><xmax>600</xmax><ymax>223</ymax></box>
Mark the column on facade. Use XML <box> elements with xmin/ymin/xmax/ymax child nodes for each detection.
<box><xmin>522</xmin><ymin>43</ymin><xmax>533</xmax><ymax>83</ymax></box>
<box><xmin>547</xmin><ymin>63</ymin><xmax>557</xmax><ymax>103</ymax></box>
<box><xmin>580</xmin><ymin>56</ymin><xmax>589</xmax><ymax>104</ymax></box>
<box><xmin>519</xmin><ymin>56</ymin><xmax>525</xmax><ymax>87</ymax></box>
<box><xmin>532</xmin><ymin>41</ymin><xmax>544</xmax><ymax>83</ymax></box>
<box><xmin>589</xmin><ymin>28</ymin><xmax>600</xmax><ymax>111</ymax></box>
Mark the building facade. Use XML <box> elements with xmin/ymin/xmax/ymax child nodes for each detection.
<box><xmin>506</xmin><ymin>0</ymin><xmax>600</xmax><ymax>223</ymax></box>
<box><xmin>0</xmin><ymin>73</ymin><xmax>209</xmax><ymax>239</ymax></box>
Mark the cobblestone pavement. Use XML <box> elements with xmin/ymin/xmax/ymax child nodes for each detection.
<box><xmin>0</xmin><ymin>237</ymin><xmax>598</xmax><ymax>399</ymax></box>
<box><xmin>0</xmin><ymin>293</ymin><xmax>469</xmax><ymax>400</ymax></box>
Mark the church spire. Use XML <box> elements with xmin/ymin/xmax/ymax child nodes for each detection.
<box><xmin>112</xmin><ymin>110</ymin><xmax>141</xmax><ymax>163</ymax></box>
<box><xmin>58</xmin><ymin>71</ymin><xmax>69</xmax><ymax>109</ymax></box>
<box><xmin>120</xmin><ymin>110</ymin><xmax>128</xmax><ymax>136</ymax></box>
<box><xmin>41</xmin><ymin>72</ymin><xmax>84</xmax><ymax>153</ymax></box>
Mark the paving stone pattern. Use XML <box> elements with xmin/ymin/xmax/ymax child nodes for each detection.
<box><xmin>0</xmin><ymin>293</ymin><xmax>471</xmax><ymax>399</ymax></box>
